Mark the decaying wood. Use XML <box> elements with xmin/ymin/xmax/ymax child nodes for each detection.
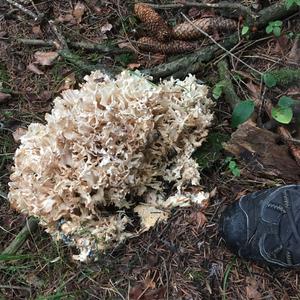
<box><xmin>2</xmin><ymin>218</ymin><xmax>39</xmax><ymax>255</ymax></box>
<box><xmin>217</xmin><ymin>60</ymin><xmax>241</xmax><ymax>110</ymax></box>
<box><xmin>277</xmin><ymin>126</ymin><xmax>300</xmax><ymax>168</ymax></box>
<box><xmin>224</xmin><ymin>120</ymin><xmax>300</xmax><ymax>182</ymax></box>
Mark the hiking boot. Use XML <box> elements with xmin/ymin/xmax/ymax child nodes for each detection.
<box><xmin>219</xmin><ymin>185</ymin><xmax>300</xmax><ymax>267</ymax></box>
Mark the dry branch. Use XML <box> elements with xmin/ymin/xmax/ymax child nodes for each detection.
<box><xmin>4</xmin><ymin>0</ymin><xmax>40</xmax><ymax>20</ymax></box>
<box><xmin>146</xmin><ymin>1</ymin><xmax>258</xmax><ymax>20</ymax></box>
<box><xmin>18</xmin><ymin>39</ymin><xmax>129</xmax><ymax>54</ymax></box>
<box><xmin>2</xmin><ymin>218</ymin><xmax>39</xmax><ymax>255</ymax></box>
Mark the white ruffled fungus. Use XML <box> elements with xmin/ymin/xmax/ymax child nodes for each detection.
<box><xmin>8</xmin><ymin>70</ymin><xmax>214</xmax><ymax>261</ymax></box>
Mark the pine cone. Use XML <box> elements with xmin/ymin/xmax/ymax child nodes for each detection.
<box><xmin>137</xmin><ymin>37</ymin><xmax>196</xmax><ymax>54</ymax></box>
<box><xmin>134</xmin><ymin>3</ymin><xmax>173</xmax><ymax>41</ymax></box>
<box><xmin>173</xmin><ymin>17</ymin><xmax>237</xmax><ymax>40</ymax></box>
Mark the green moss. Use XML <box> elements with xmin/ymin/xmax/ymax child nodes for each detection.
<box><xmin>264</xmin><ymin>68</ymin><xmax>300</xmax><ymax>87</ymax></box>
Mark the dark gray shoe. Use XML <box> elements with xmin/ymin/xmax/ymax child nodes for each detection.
<box><xmin>219</xmin><ymin>185</ymin><xmax>300</xmax><ymax>267</ymax></box>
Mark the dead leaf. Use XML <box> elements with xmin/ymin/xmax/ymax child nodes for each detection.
<box><xmin>129</xmin><ymin>284</ymin><xmax>145</xmax><ymax>300</ymax></box>
<box><xmin>57</xmin><ymin>73</ymin><xmax>76</xmax><ymax>92</ymax></box>
<box><xmin>245</xmin><ymin>81</ymin><xmax>261</xmax><ymax>101</ymax></box>
<box><xmin>288</xmin><ymin>35</ymin><xmax>300</xmax><ymax>64</ymax></box>
<box><xmin>246</xmin><ymin>277</ymin><xmax>261</xmax><ymax>299</ymax></box>
<box><xmin>34</xmin><ymin>51</ymin><xmax>58</xmax><ymax>66</ymax></box>
<box><xmin>118</xmin><ymin>41</ymin><xmax>133</xmax><ymax>48</ymax></box>
<box><xmin>13</xmin><ymin>127</ymin><xmax>27</xmax><ymax>142</ymax></box>
<box><xmin>277</xmin><ymin>34</ymin><xmax>289</xmax><ymax>51</ymax></box>
<box><xmin>73</xmin><ymin>2</ymin><xmax>85</xmax><ymax>23</ymax></box>
<box><xmin>25</xmin><ymin>273</ymin><xmax>44</xmax><ymax>288</ymax></box>
<box><xmin>144</xmin><ymin>277</ymin><xmax>156</xmax><ymax>290</ymax></box>
<box><xmin>40</xmin><ymin>90</ymin><xmax>52</xmax><ymax>101</ymax></box>
<box><xmin>127</xmin><ymin>63</ymin><xmax>141</xmax><ymax>70</ymax></box>
<box><xmin>0</xmin><ymin>92</ymin><xmax>11</xmax><ymax>103</ymax></box>
<box><xmin>134</xmin><ymin>204</ymin><xmax>169</xmax><ymax>231</ymax></box>
<box><xmin>191</xmin><ymin>211</ymin><xmax>207</xmax><ymax>228</ymax></box>
<box><xmin>27</xmin><ymin>63</ymin><xmax>44</xmax><ymax>75</ymax></box>
<box><xmin>56</xmin><ymin>14</ymin><xmax>75</xmax><ymax>24</ymax></box>
<box><xmin>32</xmin><ymin>25</ymin><xmax>42</xmax><ymax>36</ymax></box>
<box><xmin>100</xmin><ymin>22</ymin><xmax>113</xmax><ymax>33</ymax></box>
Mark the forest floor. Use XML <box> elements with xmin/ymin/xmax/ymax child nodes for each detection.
<box><xmin>0</xmin><ymin>0</ymin><xmax>299</xmax><ymax>299</ymax></box>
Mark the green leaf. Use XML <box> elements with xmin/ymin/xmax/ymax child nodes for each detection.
<box><xmin>286</xmin><ymin>0</ymin><xmax>294</xmax><ymax>9</ymax></box>
<box><xmin>278</xmin><ymin>96</ymin><xmax>295</xmax><ymax>108</ymax></box>
<box><xmin>228</xmin><ymin>160</ymin><xmax>240</xmax><ymax>177</ymax></box>
<box><xmin>224</xmin><ymin>156</ymin><xmax>232</xmax><ymax>164</ymax></box>
<box><xmin>273</xmin><ymin>26</ymin><xmax>281</xmax><ymax>37</ymax></box>
<box><xmin>263</xmin><ymin>73</ymin><xmax>277</xmax><ymax>87</ymax></box>
<box><xmin>273</xmin><ymin>20</ymin><xmax>283</xmax><ymax>27</ymax></box>
<box><xmin>228</xmin><ymin>160</ymin><xmax>237</xmax><ymax>169</ymax></box>
<box><xmin>241</xmin><ymin>26</ymin><xmax>249</xmax><ymax>35</ymax></box>
<box><xmin>231</xmin><ymin>167</ymin><xmax>241</xmax><ymax>177</ymax></box>
<box><xmin>271</xmin><ymin>106</ymin><xmax>293</xmax><ymax>124</ymax></box>
<box><xmin>231</xmin><ymin>100</ymin><xmax>255</xmax><ymax>128</ymax></box>
<box><xmin>266</xmin><ymin>25</ymin><xmax>273</xmax><ymax>34</ymax></box>
<box><xmin>212</xmin><ymin>82</ymin><xmax>224</xmax><ymax>99</ymax></box>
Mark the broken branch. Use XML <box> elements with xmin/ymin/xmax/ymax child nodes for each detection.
<box><xmin>146</xmin><ymin>1</ymin><xmax>258</xmax><ymax>20</ymax></box>
<box><xmin>2</xmin><ymin>217</ymin><xmax>39</xmax><ymax>255</ymax></box>
<box><xmin>18</xmin><ymin>38</ymin><xmax>130</xmax><ymax>54</ymax></box>
<box><xmin>4</xmin><ymin>0</ymin><xmax>42</xmax><ymax>21</ymax></box>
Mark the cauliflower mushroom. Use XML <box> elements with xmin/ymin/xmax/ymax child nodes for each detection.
<box><xmin>8</xmin><ymin>70</ymin><xmax>214</xmax><ymax>261</ymax></box>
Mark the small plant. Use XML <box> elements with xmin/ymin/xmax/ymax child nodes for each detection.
<box><xmin>225</xmin><ymin>157</ymin><xmax>241</xmax><ymax>177</ymax></box>
<box><xmin>263</xmin><ymin>73</ymin><xmax>277</xmax><ymax>88</ymax></box>
<box><xmin>271</xmin><ymin>96</ymin><xmax>295</xmax><ymax>124</ymax></box>
<box><xmin>241</xmin><ymin>25</ymin><xmax>250</xmax><ymax>36</ymax></box>
<box><xmin>212</xmin><ymin>81</ymin><xmax>224</xmax><ymax>99</ymax></box>
<box><xmin>285</xmin><ymin>0</ymin><xmax>300</xmax><ymax>9</ymax></box>
<box><xmin>231</xmin><ymin>99</ymin><xmax>255</xmax><ymax>128</ymax></box>
<box><xmin>266</xmin><ymin>20</ymin><xmax>282</xmax><ymax>37</ymax></box>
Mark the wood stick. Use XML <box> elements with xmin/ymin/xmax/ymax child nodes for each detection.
<box><xmin>146</xmin><ymin>1</ymin><xmax>258</xmax><ymax>20</ymax></box>
<box><xmin>17</xmin><ymin>38</ymin><xmax>130</xmax><ymax>54</ymax></box>
<box><xmin>2</xmin><ymin>218</ymin><xmax>39</xmax><ymax>255</ymax></box>
<box><xmin>4</xmin><ymin>0</ymin><xmax>41</xmax><ymax>20</ymax></box>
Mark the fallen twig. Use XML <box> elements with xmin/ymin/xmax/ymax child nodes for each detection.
<box><xmin>2</xmin><ymin>217</ymin><xmax>39</xmax><ymax>255</ymax></box>
<box><xmin>181</xmin><ymin>13</ymin><xmax>263</xmax><ymax>75</ymax></box>
<box><xmin>18</xmin><ymin>38</ymin><xmax>133</xmax><ymax>54</ymax></box>
<box><xmin>147</xmin><ymin>1</ymin><xmax>258</xmax><ymax>21</ymax></box>
<box><xmin>4</xmin><ymin>0</ymin><xmax>42</xmax><ymax>21</ymax></box>
<box><xmin>48</xmin><ymin>20</ymin><xmax>69</xmax><ymax>50</ymax></box>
